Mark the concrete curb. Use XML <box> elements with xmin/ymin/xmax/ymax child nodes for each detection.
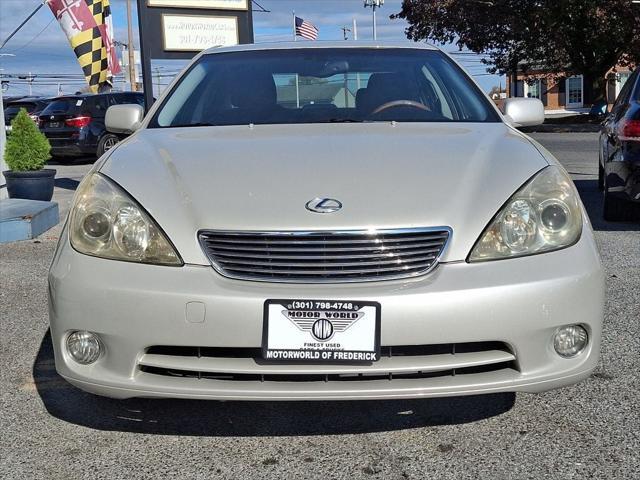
<box><xmin>520</xmin><ymin>124</ymin><xmax>601</xmax><ymax>133</ymax></box>
<box><xmin>0</xmin><ymin>198</ymin><xmax>60</xmax><ymax>243</ymax></box>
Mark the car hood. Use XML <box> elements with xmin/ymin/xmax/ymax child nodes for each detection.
<box><xmin>100</xmin><ymin>123</ymin><xmax>548</xmax><ymax>265</ymax></box>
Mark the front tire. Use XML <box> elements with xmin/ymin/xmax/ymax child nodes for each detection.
<box><xmin>97</xmin><ymin>134</ymin><xmax>119</xmax><ymax>158</ymax></box>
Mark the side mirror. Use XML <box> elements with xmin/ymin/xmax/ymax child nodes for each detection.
<box><xmin>106</xmin><ymin>104</ymin><xmax>144</xmax><ymax>134</ymax></box>
<box><xmin>502</xmin><ymin>98</ymin><xmax>545</xmax><ymax>127</ymax></box>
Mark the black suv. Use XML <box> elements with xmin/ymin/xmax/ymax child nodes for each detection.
<box><xmin>5</xmin><ymin>97</ymin><xmax>53</xmax><ymax>132</ymax></box>
<box><xmin>38</xmin><ymin>92</ymin><xmax>144</xmax><ymax>158</ymax></box>
<box><xmin>599</xmin><ymin>69</ymin><xmax>640</xmax><ymax>221</ymax></box>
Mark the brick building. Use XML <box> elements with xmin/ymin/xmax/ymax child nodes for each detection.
<box><xmin>506</xmin><ymin>65</ymin><xmax>634</xmax><ymax>113</ymax></box>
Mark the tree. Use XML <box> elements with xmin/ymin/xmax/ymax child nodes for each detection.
<box><xmin>393</xmin><ymin>0</ymin><xmax>640</xmax><ymax>101</ymax></box>
<box><xmin>5</xmin><ymin>109</ymin><xmax>51</xmax><ymax>171</ymax></box>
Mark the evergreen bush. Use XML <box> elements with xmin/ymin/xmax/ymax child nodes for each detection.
<box><xmin>4</xmin><ymin>108</ymin><xmax>51</xmax><ymax>171</ymax></box>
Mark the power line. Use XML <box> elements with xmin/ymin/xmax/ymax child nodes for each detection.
<box><xmin>0</xmin><ymin>0</ymin><xmax>47</xmax><ymax>50</ymax></box>
<box><xmin>7</xmin><ymin>18</ymin><xmax>55</xmax><ymax>54</ymax></box>
<box><xmin>252</xmin><ymin>0</ymin><xmax>270</xmax><ymax>12</ymax></box>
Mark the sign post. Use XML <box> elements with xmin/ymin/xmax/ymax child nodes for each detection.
<box><xmin>136</xmin><ymin>0</ymin><xmax>254</xmax><ymax>110</ymax></box>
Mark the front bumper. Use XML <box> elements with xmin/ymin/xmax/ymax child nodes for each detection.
<box><xmin>607</xmin><ymin>142</ymin><xmax>640</xmax><ymax>202</ymax></box>
<box><xmin>48</xmin><ymin>229</ymin><xmax>604</xmax><ymax>401</ymax></box>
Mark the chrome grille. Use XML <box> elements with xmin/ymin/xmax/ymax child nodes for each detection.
<box><xmin>198</xmin><ymin>228</ymin><xmax>451</xmax><ymax>283</ymax></box>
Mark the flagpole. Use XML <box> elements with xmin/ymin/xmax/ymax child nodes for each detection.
<box><xmin>353</xmin><ymin>19</ymin><xmax>360</xmax><ymax>89</ymax></box>
<box><xmin>126</xmin><ymin>0</ymin><xmax>137</xmax><ymax>91</ymax></box>
<box><xmin>292</xmin><ymin>11</ymin><xmax>296</xmax><ymax>42</ymax></box>
<box><xmin>292</xmin><ymin>11</ymin><xmax>299</xmax><ymax>107</ymax></box>
<box><xmin>0</xmin><ymin>0</ymin><xmax>47</xmax><ymax>51</ymax></box>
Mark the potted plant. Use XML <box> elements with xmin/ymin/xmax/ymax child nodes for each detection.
<box><xmin>3</xmin><ymin>108</ymin><xmax>55</xmax><ymax>201</ymax></box>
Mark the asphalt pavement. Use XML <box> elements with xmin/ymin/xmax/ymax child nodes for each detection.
<box><xmin>1</xmin><ymin>134</ymin><xmax>638</xmax><ymax>479</ymax></box>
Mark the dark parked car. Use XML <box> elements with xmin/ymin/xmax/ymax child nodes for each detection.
<box><xmin>38</xmin><ymin>92</ymin><xmax>145</xmax><ymax>158</ymax></box>
<box><xmin>4</xmin><ymin>97</ymin><xmax>53</xmax><ymax>132</ymax></box>
<box><xmin>599</xmin><ymin>69</ymin><xmax>640</xmax><ymax>221</ymax></box>
<box><xmin>3</xmin><ymin>95</ymin><xmax>25</xmax><ymax>109</ymax></box>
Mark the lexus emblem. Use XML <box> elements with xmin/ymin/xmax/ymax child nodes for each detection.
<box><xmin>306</xmin><ymin>197</ymin><xmax>342</xmax><ymax>213</ymax></box>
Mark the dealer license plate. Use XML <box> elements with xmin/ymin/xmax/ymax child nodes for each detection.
<box><xmin>263</xmin><ymin>299</ymin><xmax>380</xmax><ymax>363</ymax></box>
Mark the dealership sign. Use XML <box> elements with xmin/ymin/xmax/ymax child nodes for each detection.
<box><xmin>137</xmin><ymin>0</ymin><xmax>254</xmax><ymax>108</ymax></box>
<box><xmin>161</xmin><ymin>14</ymin><xmax>239</xmax><ymax>51</ymax></box>
<box><xmin>148</xmin><ymin>0</ymin><xmax>248</xmax><ymax>9</ymax></box>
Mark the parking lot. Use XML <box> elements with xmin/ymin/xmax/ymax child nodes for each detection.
<box><xmin>1</xmin><ymin>132</ymin><xmax>638</xmax><ymax>479</ymax></box>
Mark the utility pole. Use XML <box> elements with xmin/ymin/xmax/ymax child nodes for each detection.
<box><xmin>113</xmin><ymin>40</ymin><xmax>129</xmax><ymax>91</ymax></box>
<box><xmin>363</xmin><ymin>0</ymin><xmax>384</xmax><ymax>40</ymax></box>
<box><xmin>340</xmin><ymin>26</ymin><xmax>351</xmax><ymax>41</ymax></box>
<box><xmin>126</xmin><ymin>0</ymin><xmax>137</xmax><ymax>91</ymax></box>
<box><xmin>154</xmin><ymin>66</ymin><xmax>166</xmax><ymax>97</ymax></box>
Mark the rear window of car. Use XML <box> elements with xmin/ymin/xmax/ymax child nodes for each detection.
<box><xmin>5</xmin><ymin>103</ymin><xmax>37</xmax><ymax>115</ymax></box>
<box><xmin>113</xmin><ymin>93</ymin><xmax>145</xmax><ymax>107</ymax></box>
<box><xmin>41</xmin><ymin>98</ymin><xmax>82</xmax><ymax>116</ymax></box>
<box><xmin>150</xmin><ymin>48</ymin><xmax>500</xmax><ymax>128</ymax></box>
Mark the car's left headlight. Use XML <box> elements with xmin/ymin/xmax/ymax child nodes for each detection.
<box><xmin>468</xmin><ymin>166</ymin><xmax>582</xmax><ymax>262</ymax></box>
<box><xmin>69</xmin><ymin>173</ymin><xmax>182</xmax><ymax>265</ymax></box>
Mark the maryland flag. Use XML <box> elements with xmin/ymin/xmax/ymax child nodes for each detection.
<box><xmin>48</xmin><ymin>0</ymin><xmax>121</xmax><ymax>93</ymax></box>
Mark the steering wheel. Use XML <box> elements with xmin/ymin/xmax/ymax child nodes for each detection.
<box><xmin>372</xmin><ymin>100</ymin><xmax>430</xmax><ymax>115</ymax></box>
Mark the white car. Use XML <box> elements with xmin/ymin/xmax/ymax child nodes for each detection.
<box><xmin>48</xmin><ymin>42</ymin><xmax>604</xmax><ymax>400</ymax></box>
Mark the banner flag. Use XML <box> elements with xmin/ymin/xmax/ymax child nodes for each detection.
<box><xmin>48</xmin><ymin>0</ymin><xmax>121</xmax><ymax>93</ymax></box>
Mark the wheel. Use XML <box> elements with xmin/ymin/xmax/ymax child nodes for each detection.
<box><xmin>97</xmin><ymin>134</ymin><xmax>119</xmax><ymax>157</ymax></box>
<box><xmin>598</xmin><ymin>162</ymin><xmax>604</xmax><ymax>191</ymax></box>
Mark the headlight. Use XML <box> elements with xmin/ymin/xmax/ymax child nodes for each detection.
<box><xmin>468</xmin><ymin>166</ymin><xmax>582</xmax><ymax>261</ymax></box>
<box><xmin>69</xmin><ymin>173</ymin><xmax>182</xmax><ymax>265</ymax></box>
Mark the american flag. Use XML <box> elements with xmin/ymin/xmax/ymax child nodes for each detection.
<box><xmin>295</xmin><ymin>16</ymin><xmax>319</xmax><ymax>41</ymax></box>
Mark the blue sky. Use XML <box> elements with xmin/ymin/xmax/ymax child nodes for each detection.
<box><xmin>0</xmin><ymin>0</ymin><xmax>503</xmax><ymax>97</ymax></box>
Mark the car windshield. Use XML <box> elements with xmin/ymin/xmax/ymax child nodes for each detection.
<box><xmin>150</xmin><ymin>48</ymin><xmax>500</xmax><ymax>128</ymax></box>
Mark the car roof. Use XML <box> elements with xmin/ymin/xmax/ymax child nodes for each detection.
<box><xmin>203</xmin><ymin>41</ymin><xmax>439</xmax><ymax>56</ymax></box>
<box><xmin>53</xmin><ymin>91</ymin><xmax>143</xmax><ymax>100</ymax></box>
<box><xmin>6</xmin><ymin>96</ymin><xmax>52</xmax><ymax>103</ymax></box>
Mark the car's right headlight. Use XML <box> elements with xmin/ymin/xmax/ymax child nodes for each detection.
<box><xmin>468</xmin><ymin>166</ymin><xmax>582</xmax><ymax>262</ymax></box>
<box><xmin>69</xmin><ymin>173</ymin><xmax>182</xmax><ymax>266</ymax></box>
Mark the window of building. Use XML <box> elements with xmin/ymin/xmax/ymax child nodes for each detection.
<box><xmin>524</xmin><ymin>79</ymin><xmax>541</xmax><ymax>99</ymax></box>
<box><xmin>566</xmin><ymin>75</ymin><xmax>583</xmax><ymax>107</ymax></box>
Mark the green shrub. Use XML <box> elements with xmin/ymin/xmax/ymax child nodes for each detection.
<box><xmin>4</xmin><ymin>108</ymin><xmax>51</xmax><ymax>171</ymax></box>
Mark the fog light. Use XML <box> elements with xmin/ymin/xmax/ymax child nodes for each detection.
<box><xmin>553</xmin><ymin>325</ymin><xmax>588</xmax><ymax>358</ymax></box>
<box><xmin>66</xmin><ymin>331</ymin><xmax>102</xmax><ymax>364</ymax></box>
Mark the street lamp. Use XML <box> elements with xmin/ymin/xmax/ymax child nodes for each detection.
<box><xmin>364</xmin><ymin>0</ymin><xmax>384</xmax><ymax>41</ymax></box>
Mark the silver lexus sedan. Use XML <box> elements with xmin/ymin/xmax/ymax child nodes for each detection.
<box><xmin>48</xmin><ymin>42</ymin><xmax>604</xmax><ymax>400</ymax></box>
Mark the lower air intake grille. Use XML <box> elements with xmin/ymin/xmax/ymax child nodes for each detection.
<box><xmin>139</xmin><ymin>342</ymin><xmax>518</xmax><ymax>383</ymax></box>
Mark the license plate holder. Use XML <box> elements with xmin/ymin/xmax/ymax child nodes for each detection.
<box><xmin>262</xmin><ymin>299</ymin><xmax>381</xmax><ymax>364</ymax></box>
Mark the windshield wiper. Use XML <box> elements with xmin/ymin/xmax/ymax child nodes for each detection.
<box><xmin>165</xmin><ymin>122</ymin><xmax>216</xmax><ymax>128</ymax></box>
<box><xmin>325</xmin><ymin>118</ymin><xmax>365</xmax><ymax>123</ymax></box>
